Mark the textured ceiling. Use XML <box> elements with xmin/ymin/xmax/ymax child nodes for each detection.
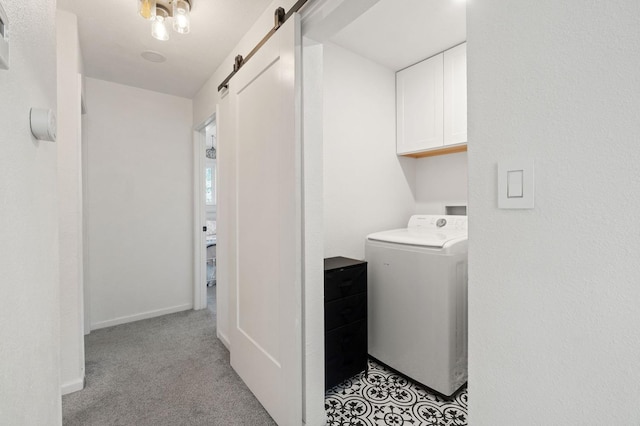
<box><xmin>330</xmin><ymin>0</ymin><xmax>466</xmax><ymax>71</ymax></box>
<box><xmin>58</xmin><ymin>0</ymin><xmax>273</xmax><ymax>98</ymax></box>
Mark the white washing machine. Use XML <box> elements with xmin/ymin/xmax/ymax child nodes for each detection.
<box><xmin>366</xmin><ymin>215</ymin><xmax>468</xmax><ymax>396</ymax></box>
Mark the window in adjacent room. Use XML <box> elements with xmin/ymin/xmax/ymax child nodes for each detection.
<box><xmin>205</xmin><ymin>162</ymin><xmax>216</xmax><ymax>205</ymax></box>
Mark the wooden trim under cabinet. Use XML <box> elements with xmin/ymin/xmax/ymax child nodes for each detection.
<box><xmin>400</xmin><ymin>143</ymin><xmax>467</xmax><ymax>159</ymax></box>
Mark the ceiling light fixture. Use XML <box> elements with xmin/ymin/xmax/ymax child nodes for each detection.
<box><xmin>172</xmin><ymin>0</ymin><xmax>191</xmax><ymax>34</ymax></box>
<box><xmin>138</xmin><ymin>0</ymin><xmax>156</xmax><ymax>20</ymax></box>
<box><xmin>151</xmin><ymin>6</ymin><xmax>170</xmax><ymax>41</ymax></box>
<box><xmin>138</xmin><ymin>0</ymin><xmax>192</xmax><ymax>41</ymax></box>
<box><xmin>206</xmin><ymin>134</ymin><xmax>217</xmax><ymax>159</ymax></box>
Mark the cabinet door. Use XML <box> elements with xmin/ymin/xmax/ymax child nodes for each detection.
<box><xmin>396</xmin><ymin>53</ymin><xmax>444</xmax><ymax>154</ymax></box>
<box><xmin>443</xmin><ymin>43</ymin><xmax>467</xmax><ymax>145</ymax></box>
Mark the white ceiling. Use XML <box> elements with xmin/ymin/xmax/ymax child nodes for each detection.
<box><xmin>58</xmin><ymin>0</ymin><xmax>273</xmax><ymax>98</ymax></box>
<box><xmin>330</xmin><ymin>0</ymin><xmax>466</xmax><ymax>71</ymax></box>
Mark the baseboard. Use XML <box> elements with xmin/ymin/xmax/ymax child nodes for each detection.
<box><xmin>217</xmin><ymin>330</ymin><xmax>230</xmax><ymax>350</ymax></box>
<box><xmin>61</xmin><ymin>376</ymin><xmax>84</xmax><ymax>395</ymax></box>
<box><xmin>91</xmin><ymin>303</ymin><xmax>193</xmax><ymax>330</ymax></box>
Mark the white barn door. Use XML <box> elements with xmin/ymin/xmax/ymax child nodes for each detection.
<box><xmin>229</xmin><ymin>14</ymin><xmax>302</xmax><ymax>426</ymax></box>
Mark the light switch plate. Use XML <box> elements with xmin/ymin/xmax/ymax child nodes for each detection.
<box><xmin>498</xmin><ymin>159</ymin><xmax>534</xmax><ymax>209</ymax></box>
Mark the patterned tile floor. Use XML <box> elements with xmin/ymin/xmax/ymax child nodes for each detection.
<box><xmin>325</xmin><ymin>360</ymin><xmax>467</xmax><ymax>426</ymax></box>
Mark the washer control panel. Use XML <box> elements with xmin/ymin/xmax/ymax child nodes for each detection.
<box><xmin>408</xmin><ymin>215</ymin><xmax>467</xmax><ymax>231</ymax></box>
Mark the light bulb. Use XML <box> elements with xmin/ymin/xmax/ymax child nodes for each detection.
<box><xmin>172</xmin><ymin>0</ymin><xmax>191</xmax><ymax>34</ymax></box>
<box><xmin>151</xmin><ymin>15</ymin><xmax>169</xmax><ymax>41</ymax></box>
<box><xmin>138</xmin><ymin>0</ymin><xmax>157</xmax><ymax>20</ymax></box>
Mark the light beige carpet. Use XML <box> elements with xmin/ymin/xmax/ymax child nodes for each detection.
<box><xmin>63</xmin><ymin>306</ymin><xmax>275</xmax><ymax>426</ymax></box>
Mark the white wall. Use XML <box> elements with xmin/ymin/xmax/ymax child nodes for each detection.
<box><xmin>85</xmin><ymin>78</ymin><xmax>194</xmax><ymax>329</ymax></box>
<box><xmin>415</xmin><ymin>152</ymin><xmax>467</xmax><ymax>214</ymax></box>
<box><xmin>0</xmin><ymin>0</ymin><xmax>61</xmax><ymax>424</ymax></box>
<box><xmin>57</xmin><ymin>9</ymin><xmax>86</xmax><ymax>396</ymax></box>
<box><xmin>468</xmin><ymin>1</ymin><xmax>640</xmax><ymax>424</ymax></box>
<box><xmin>323</xmin><ymin>42</ymin><xmax>415</xmax><ymax>260</ymax></box>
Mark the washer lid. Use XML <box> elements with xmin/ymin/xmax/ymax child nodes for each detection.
<box><xmin>367</xmin><ymin>215</ymin><xmax>468</xmax><ymax>248</ymax></box>
<box><xmin>367</xmin><ymin>228</ymin><xmax>466</xmax><ymax>248</ymax></box>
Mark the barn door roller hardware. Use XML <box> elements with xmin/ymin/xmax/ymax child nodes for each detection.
<box><xmin>217</xmin><ymin>0</ymin><xmax>310</xmax><ymax>92</ymax></box>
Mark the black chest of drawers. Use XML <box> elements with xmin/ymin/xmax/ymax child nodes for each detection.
<box><xmin>324</xmin><ymin>256</ymin><xmax>368</xmax><ymax>390</ymax></box>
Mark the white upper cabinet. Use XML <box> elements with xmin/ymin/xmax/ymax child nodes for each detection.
<box><xmin>396</xmin><ymin>43</ymin><xmax>467</xmax><ymax>156</ymax></box>
<box><xmin>443</xmin><ymin>43</ymin><xmax>467</xmax><ymax>145</ymax></box>
<box><xmin>396</xmin><ymin>53</ymin><xmax>444</xmax><ymax>155</ymax></box>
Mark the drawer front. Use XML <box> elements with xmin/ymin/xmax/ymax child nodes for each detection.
<box><xmin>325</xmin><ymin>320</ymin><xmax>367</xmax><ymax>390</ymax></box>
<box><xmin>324</xmin><ymin>265</ymin><xmax>367</xmax><ymax>302</ymax></box>
<box><xmin>324</xmin><ymin>292</ymin><xmax>367</xmax><ymax>332</ymax></box>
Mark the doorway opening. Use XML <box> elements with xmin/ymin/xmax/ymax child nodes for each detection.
<box><xmin>193</xmin><ymin>113</ymin><xmax>217</xmax><ymax>316</ymax></box>
<box><xmin>311</xmin><ymin>0</ymin><xmax>469</xmax><ymax>424</ymax></box>
<box><xmin>204</xmin><ymin>121</ymin><xmax>217</xmax><ymax>317</ymax></box>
